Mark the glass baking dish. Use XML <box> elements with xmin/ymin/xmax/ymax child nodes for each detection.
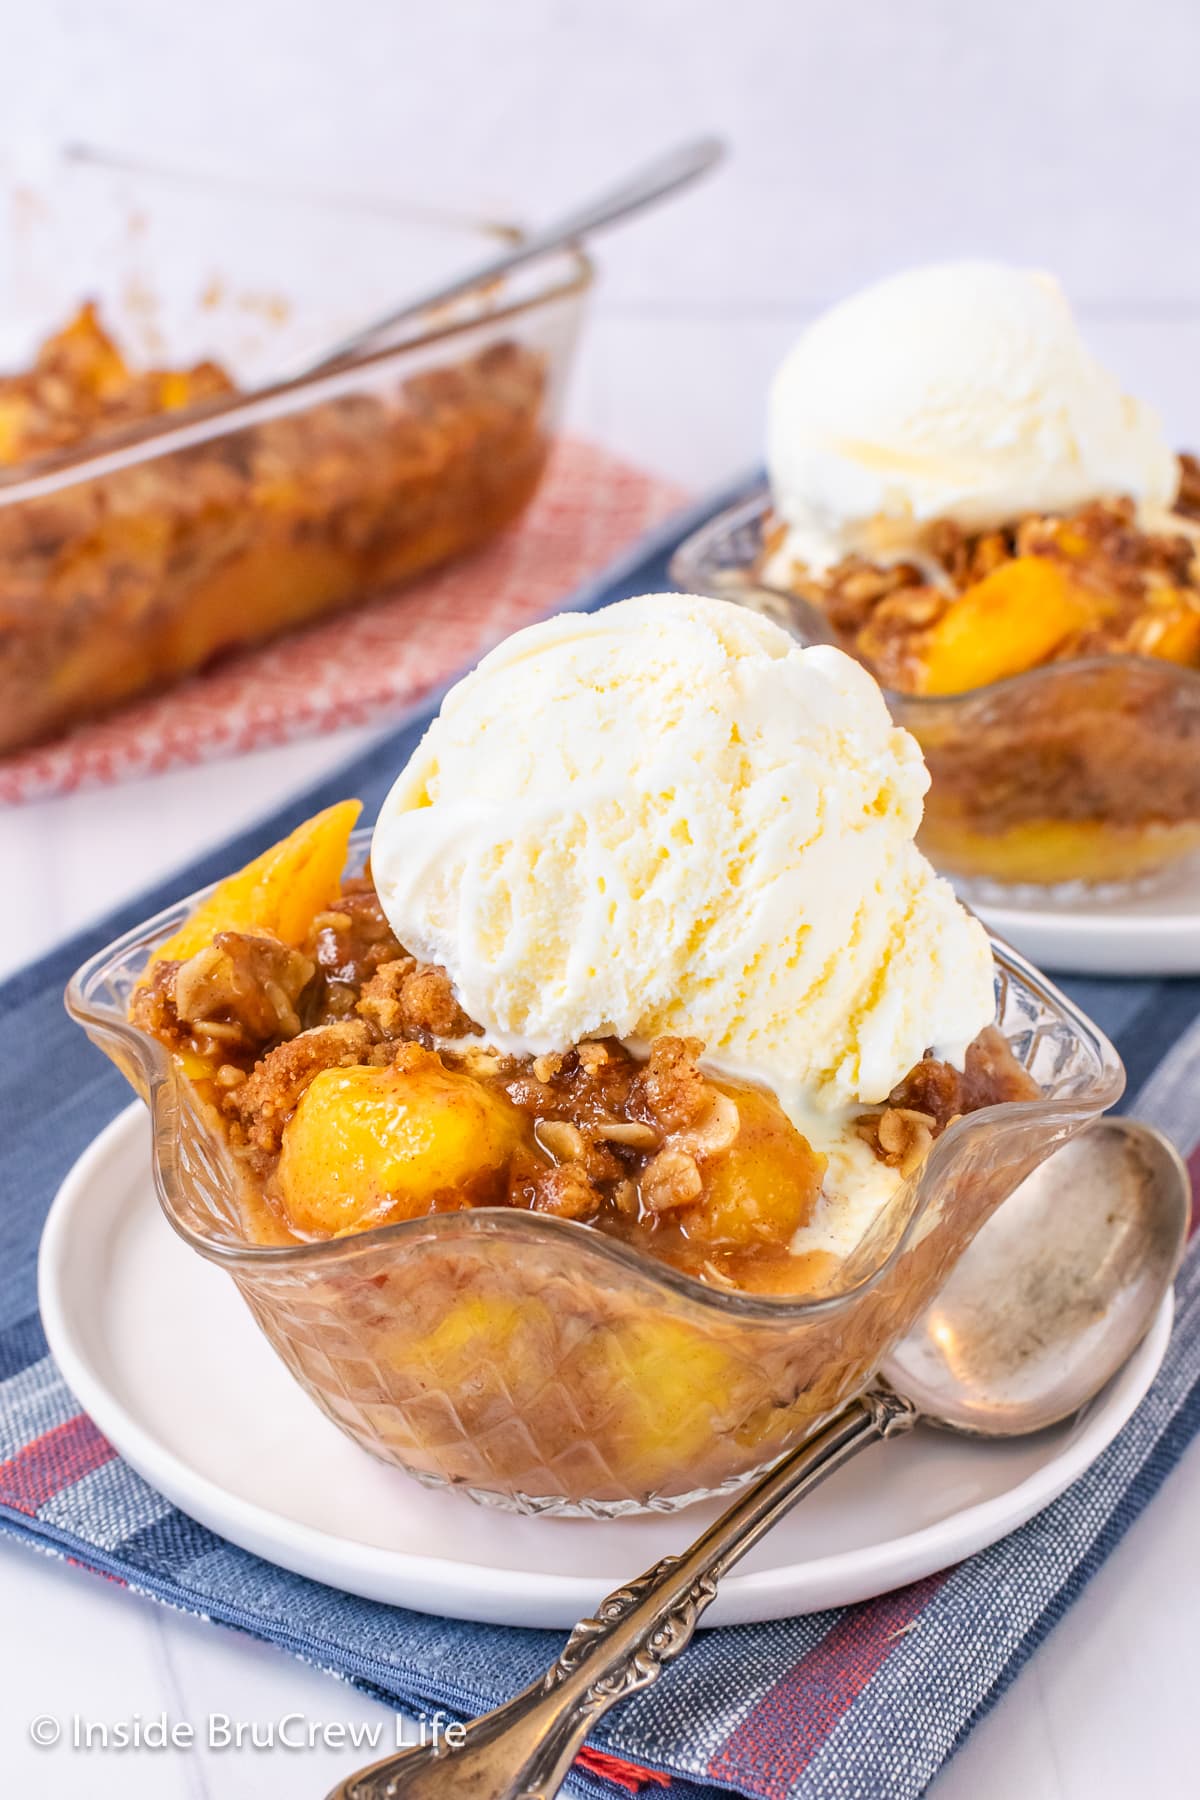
<box><xmin>671</xmin><ymin>489</ymin><xmax>1200</xmax><ymax>895</ymax></box>
<box><xmin>67</xmin><ymin>828</ymin><xmax>1123</xmax><ymax>1518</ymax></box>
<box><xmin>0</xmin><ymin>153</ymin><xmax>591</xmax><ymax>754</ymax></box>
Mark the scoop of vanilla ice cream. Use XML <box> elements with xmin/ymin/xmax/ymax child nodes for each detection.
<box><xmin>371</xmin><ymin>594</ymin><xmax>995</xmax><ymax>1128</ymax></box>
<box><xmin>766</xmin><ymin>261</ymin><xmax>1179</xmax><ymax>576</ymax></box>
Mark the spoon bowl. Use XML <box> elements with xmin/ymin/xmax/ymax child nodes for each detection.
<box><xmin>883</xmin><ymin>1116</ymin><xmax>1190</xmax><ymax>1437</ymax></box>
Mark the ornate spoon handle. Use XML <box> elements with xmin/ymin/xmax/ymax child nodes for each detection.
<box><xmin>327</xmin><ymin>1390</ymin><xmax>916</xmax><ymax>1800</ymax></box>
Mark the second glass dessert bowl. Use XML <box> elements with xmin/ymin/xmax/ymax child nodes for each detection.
<box><xmin>68</xmin><ymin>829</ymin><xmax>1123</xmax><ymax>1518</ymax></box>
<box><xmin>671</xmin><ymin>491</ymin><xmax>1200</xmax><ymax>896</ymax></box>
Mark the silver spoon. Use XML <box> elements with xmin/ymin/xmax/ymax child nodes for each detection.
<box><xmin>327</xmin><ymin>1116</ymin><xmax>1188</xmax><ymax>1800</ymax></box>
<box><xmin>309</xmin><ymin>136</ymin><xmax>725</xmax><ymax>373</ymax></box>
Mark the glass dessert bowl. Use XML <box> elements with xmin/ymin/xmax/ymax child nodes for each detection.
<box><xmin>68</xmin><ymin>813</ymin><xmax>1123</xmax><ymax>1518</ymax></box>
<box><xmin>673</xmin><ymin>263</ymin><xmax>1200</xmax><ymax>894</ymax></box>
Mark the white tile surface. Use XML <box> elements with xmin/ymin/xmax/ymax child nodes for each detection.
<box><xmin>4</xmin><ymin>2</ymin><xmax>1200</xmax><ymax>1793</ymax></box>
<box><xmin>8</xmin><ymin>0</ymin><xmax>1200</xmax><ymax>492</ymax></box>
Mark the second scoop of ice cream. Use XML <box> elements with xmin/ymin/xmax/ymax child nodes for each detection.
<box><xmin>372</xmin><ymin>594</ymin><xmax>994</xmax><ymax>1127</ymax></box>
<box><xmin>766</xmin><ymin>261</ymin><xmax>1180</xmax><ymax>577</ymax></box>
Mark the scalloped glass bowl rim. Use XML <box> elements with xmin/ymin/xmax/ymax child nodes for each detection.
<box><xmin>669</xmin><ymin>486</ymin><xmax>1200</xmax><ymax>713</ymax></box>
<box><xmin>67</xmin><ymin>840</ymin><xmax>1124</xmax><ymax>1324</ymax></box>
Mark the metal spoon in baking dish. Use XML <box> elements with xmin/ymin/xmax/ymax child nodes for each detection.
<box><xmin>327</xmin><ymin>1115</ymin><xmax>1188</xmax><ymax>1800</ymax></box>
<box><xmin>309</xmin><ymin>134</ymin><xmax>725</xmax><ymax>373</ymax></box>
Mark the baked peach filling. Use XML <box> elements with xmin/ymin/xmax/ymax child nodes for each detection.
<box><xmin>0</xmin><ymin>307</ymin><xmax>549</xmax><ymax>754</ymax></box>
<box><xmin>919</xmin><ymin>814</ymin><xmax>1200</xmax><ymax>886</ymax></box>
<box><xmin>764</xmin><ymin>478</ymin><xmax>1200</xmax><ymax>697</ymax></box>
<box><xmin>761</xmin><ymin>481</ymin><xmax>1200</xmax><ymax>885</ymax></box>
<box><xmin>129</xmin><ymin>806</ymin><xmax>1035</xmax><ymax>1296</ymax></box>
<box><xmin>0</xmin><ymin>302</ymin><xmax>236</xmax><ymax>463</ymax></box>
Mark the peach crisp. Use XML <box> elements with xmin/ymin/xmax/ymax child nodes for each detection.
<box><xmin>131</xmin><ymin>803</ymin><xmax>1033</xmax><ymax>1294</ymax></box>
<box><xmin>78</xmin><ymin>597</ymin><xmax>1109</xmax><ymax>1514</ymax></box>
<box><xmin>756</xmin><ymin>263</ymin><xmax>1200</xmax><ymax>887</ymax></box>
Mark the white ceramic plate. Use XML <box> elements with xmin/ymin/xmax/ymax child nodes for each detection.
<box><xmin>970</xmin><ymin>859</ymin><xmax>1200</xmax><ymax>977</ymax></box>
<box><xmin>39</xmin><ymin>1106</ymin><xmax>1172</xmax><ymax>1630</ymax></box>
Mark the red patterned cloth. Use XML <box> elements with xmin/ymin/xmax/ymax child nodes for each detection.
<box><xmin>0</xmin><ymin>438</ymin><xmax>685</xmax><ymax>805</ymax></box>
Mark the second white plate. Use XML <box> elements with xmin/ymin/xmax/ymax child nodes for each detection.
<box><xmin>971</xmin><ymin>858</ymin><xmax>1200</xmax><ymax>977</ymax></box>
<box><xmin>39</xmin><ymin>1106</ymin><xmax>1171</xmax><ymax>1630</ymax></box>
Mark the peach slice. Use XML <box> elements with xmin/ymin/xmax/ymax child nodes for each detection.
<box><xmin>595</xmin><ymin>1316</ymin><xmax>739</xmax><ymax>1480</ymax></box>
<box><xmin>276</xmin><ymin>1047</ymin><xmax>526</xmax><ymax>1238</ymax></box>
<box><xmin>1137</xmin><ymin>599</ymin><xmax>1200</xmax><ymax>666</ymax></box>
<box><xmin>146</xmin><ymin>800</ymin><xmax>361</xmax><ymax>975</ymax></box>
<box><xmin>681</xmin><ymin>1084</ymin><xmax>826</xmax><ymax>1253</ymax></box>
<box><xmin>917</xmin><ymin>557</ymin><xmax>1098</xmax><ymax>695</ymax></box>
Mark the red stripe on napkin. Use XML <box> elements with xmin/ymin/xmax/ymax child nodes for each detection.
<box><xmin>576</xmin><ymin>1746</ymin><xmax>672</xmax><ymax>1791</ymax></box>
<box><xmin>707</xmin><ymin>1570</ymin><xmax>953</xmax><ymax>1796</ymax></box>
<box><xmin>0</xmin><ymin>1414</ymin><xmax>116</xmax><ymax>1514</ymax></box>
